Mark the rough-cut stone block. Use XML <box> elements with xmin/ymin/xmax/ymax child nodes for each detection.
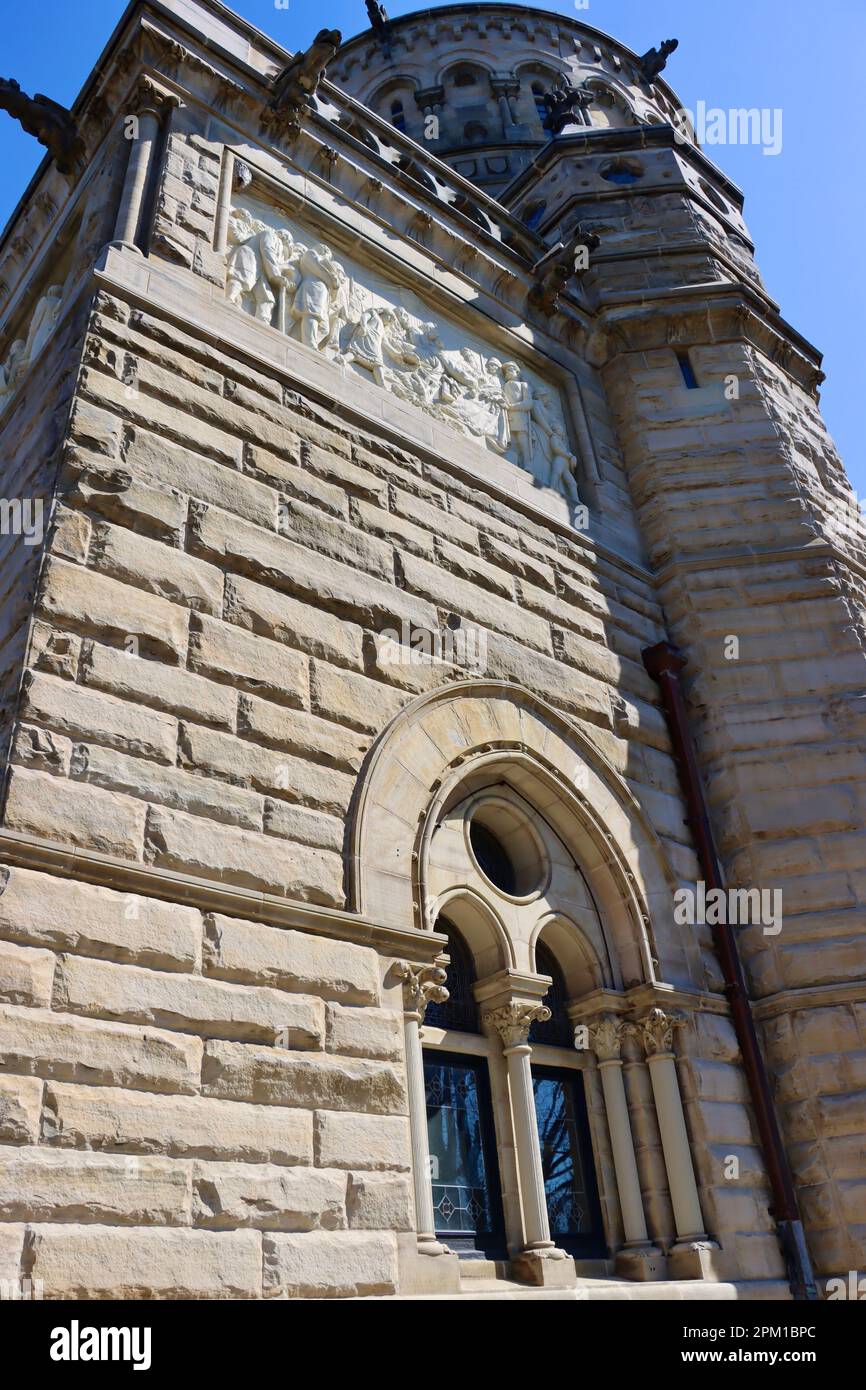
<box><xmin>38</xmin><ymin>557</ymin><xmax>188</xmax><ymax>664</ymax></box>
<box><xmin>263</xmin><ymin>800</ymin><xmax>344</xmax><ymax>852</ymax></box>
<box><xmin>188</xmin><ymin>614</ymin><xmax>308</xmax><ymax>708</ymax></box>
<box><xmin>54</xmin><ymin>954</ymin><xmax>324</xmax><ymax>1047</ymax></box>
<box><xmin>0</xmin><ymin>1004</ymin><xmax>201</xmax><ymax>1094</ymax></box>
<box><xmin>202</xmin><ymin>1040</ymin><xmax>406</xmax><ymax>1115</ymax></box>
<box><xmin>314</xmin><ymin>1112</ymin><xmax>411</xmax><ymax>1171</ymax></box>
<box><xmin>203</xmin><ymin>915</ymin><xmax>379</xmax><ymax>1005</ymax></box>
<box><xmin>82</xmin><ymin>366</ymin><xmax>241</xmax><ymax>467</ymax></box>
<box><xmin>4</xmin><ymin>767</ymin><xmax>147</xmax><ymax>861</ymax></box>
<box><xmin>192</xmin><ymin>1162</ymin><xmax>346</xmax><ymax>1231</ymax></box>
<box><xmin>237</xmin><ymin>693</ymin><xmax>367</xmax><ymax>772</ymax></box>
<box><xmin>80</xmin><ymin>642</ymin><xmax>236</xmax><ymax>731</ymax></box>
<box><xmin>11</xmin><ymin>723</ymin><xmax>73</xmax><ymax>776</ymax></box>
<box><xmin>127</xmin><ymin>427</ymin><xmax>277</xmax><ymax>527</ymax></box>
<box><xmin>325</xmin><ymin>1004</ymin><xmax>403</xmax><ymax>1060</ymax></box>
<box><xmin>91</xmin><ymin>521</ymin><xmax>224</xmax><ymax>615</ymax></box>
<box><xmin>45</xmin><ymin>1081</ymin><xmax>312</xmax><ymax>1165</ymax></box>
<box><xmin>0</xmin><ymin>940</ymin><xmax>55</xmax><ymax>1008</ymax></box>
<box><xmin>27</xmin><ymin>1223</ymin><xmax>261</xmax><ymax>1299</ymax></box>
<box><xmin>0</xmin><ymin>865</ymin><xmax>200</xmax><ymax>971</ymax></box>
<box><xmin>0</xmin><ymin>1148</ymin><xmax>190</xmax><ymax>1225</ymax></box>
<box><xmin>144</xmin><ymin>804</ymin><xmax>344</xmax><ymax>905</ymax></box>
<box><xmin>179</xmin><ymin>723</ymin><xmax>354</xmax><ymax>816</ymax></box>
<box><xmin>397</xmin><ymin>550</ymin><xmax>551</xmax><ymax>651</ymax></box>
<box><xmin>278</xmin><ymin>497</ymin><xmax>393</xmax><ymax>578</ymax></box>
<box><xmin>226</xmin><ymin>573</ymin><xmax>364</xmax><ymax>669</ymax></box>
<box><xmin>310</xmin><ymin>660</ymin><xmax>407</xmax><ymax>734</ymax></box>
<box><xmin>21</xmin><ymin>669</ymin><xmax>177</xmax><ymax>763</ymax></box>
<box><xmin>347</xmin><ymin>1173</ymin><xmax>413</xmax><ymax>1231</ymax></box>
<box><xmin>0</xmin><ymin>1075</ymin><xmax>43</xmax><ymax>1144</ymax></box>
<box><xmin>70</xmin><ymin>740</ymin><xmax>263</xmax><ymax>831</ymax></box>
<box><xmin>263</xmin><ymin>1230</ymin><xmax>397</xmax><ymax>1297</ymax></box>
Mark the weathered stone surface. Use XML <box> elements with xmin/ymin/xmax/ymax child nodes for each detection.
<box><xmin>396</xmin><ymin>549</ymin><xmax>552</xmax><ymax>651</ymax></box>
<box><xmin>4</xmin><ymin>767</ymin><xmax>147</xmax><ymax>860</ymax></box>
<box><xmin>70</xmin><ymin>740</ymin><xmax>263</xmax><ymax>831</ymax></box>
<box><xmin>0</xmin><ymin>1075</ymin><xmax>43</xmax><ymax>1144</ymax></box>
<box><xmin>226</xmin><ymin>573</ymin><xmax>364</xmax><ymax>669</ymax></box>
<box><xmin>179</xmin><ymin>723</ymin><xmax>355</xmax><ymax>816</ymax></box>
<box><xmin>203</xmin><ymin>915</ymin><xmax>380</xmax><ymax>1005</ymax></box>
<box><xmin>192</xmin><ymin>1162</ymin><xmax>346</xmax><ymax>1231</ymax></box>
<box><xmin>0</xmin><ymin>940</ymin><xmax>55</xmax><ymax>1008</ymax></box>
<box><xmin>0</xmin><ymin>1148</ymin><xmax>190</xmax><ymax>1225</ymax></box>
<box><xmin>325</xmin><ymin>1004</ymin><xmax>403</xmax><ymax>1061</ymax></box>
<box><xmin>347</xmin><ymin>1172</ymin><xmax>413</xmax><ymax>1231</ymax></box>
<box><xmin>0</xmin><ymin>865</ymin><xmax>200</xmax><ymax>971</ymax></box>
<box><xmin>0</xmin><ymin>1004</ymin><xmax>201</xmax><ymax>1094</ymax></box>
<box><xmin>38</xmin><ymin>557</ymin><xmax>188</xmax><ymax>663</ymax></box>
<box><xmin>263</xmin><ymin>1230</ymin><xmax>398</xmax><ymax>1297</ymax></box>
<box><xmin>144</xmin><ymin>804</ymin><xmax>344</xmax><ymax>904</ymax></box>
<box><xmin>189</xmin><ymin>612</ymin><xmax>309</xmax><ymax>709</ymax></box>
<box><xmin>278</xmin><ymin>497</ymin><xmax>393</xmax><ymax>578</ymax></box>
<box><xmin>263</xmin><ymin>800</ymin><xmax>344</xmax><ymax>852</ymax></box>
<box><xmin>27</xmin><ymin>1222</ymin><xmax>262</xmax><ymax>1299</ymax></box>
<box><xmin>237</xmin><ymin>692</ymin><xmax>367</xmax><ymax>772</ymax></box>
<box><xmin>313</xmin><ymin>1112</ymin><xmax>412</xmax><ymax>1171</ymax></box>
<box><xmin>310</xmin><ymin>660</ymin><xmax>407</xmax><ymax>735</ymax></box>
<box><xmin>91</xmin><ymin>520</ymin><xmax>224</xmax><ymax>615</ymax></box>
<box><xmin>80</xmin><ymin>641</ymin><xmax>236</xmax><ymax>730</ymax></box>
<box><xmin>202</xmin><ymin>1040</ymin><xmax>406</xmax><ymax>1115</ymax></box>
<box><xmin>45</xmin><ymin>1081</ymin><xmax>313</xmax><ymax>1165</ymax></box>
<box><xmin>54</xmin><ymin>954</ymin><xmax>324</xmax><ymax>1046</ymax></box>
<box><xmin>11</xmin><ymin>723</ymin><xmax>73</xmax><ymax>776</ymax></box>
<box><xmin>21</xmin><ymin>669</ymin><xmax>177</xmax><ymax>763</ymax></box>
<box><xmin>127</xmin><ymin>427</ymin><xmax>277</xmax><ymax>527</ymax></box>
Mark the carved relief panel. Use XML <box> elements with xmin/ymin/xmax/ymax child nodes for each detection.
<box><xmin>222</xmin><ymin>190</ymin><xmax>581</xmax><ymax>516</ymax></box>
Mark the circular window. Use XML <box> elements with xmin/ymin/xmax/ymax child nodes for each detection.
<box><xmin>467</xmin><ymin>799</ymin><xmax>546</xmax><ymax>898</ymax></box>
<box><xmin>600</xmin><ymin>159</ymin><xmax>642</xmax><ymax>185</ymax></box>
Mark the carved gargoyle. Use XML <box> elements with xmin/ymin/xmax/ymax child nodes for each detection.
<box><xmin>529</xmin><ymin>225</ymin><xmax>601</xmax><ymax>314</ymax></box>
<box><xmin>270</xmin><ymin>29</ymin><xmax>342</xmax><ymax>116</ymax></box>
<box><xmin>542</xmin><ymin>82</ymin><xmax>594</xmax><ymax>135</ymax></box>
<box><xmin>638</xmin><ymin>39</ymin><xmax>678</xmax><ymax>86</ymax></box>
<box><xmin>365</xmin><ymin>0</ymin><xmax>389</xmax><ymax>36</ymax></box>
<box><xmin>0</xmin><ymin>78</ymin><xmax>85</xmax><ymax>176</ymax></box>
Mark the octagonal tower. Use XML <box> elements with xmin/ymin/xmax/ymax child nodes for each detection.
<box><xmin>328</xmin><ymin>3</ymin><xmax>687</xmax><ymax>194</ymax></box>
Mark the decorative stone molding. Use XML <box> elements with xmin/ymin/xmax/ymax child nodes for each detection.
<box><xmin>397</xmin><ymin>962</ymin><xmax>448</xmax><ymax>1022</ymax></box>
<box><xmin>483</xmin><ymin>1000</ymin><xmax>550</xmax><ymax>1051</ymax></box>
<box><xmin>587</xmin><ymin>1013</ymin><xmax>628</xmax><ymax>1063</ymax></box>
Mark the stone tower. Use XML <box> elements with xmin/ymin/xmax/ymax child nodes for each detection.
<box><xmin>0</xmin><ymin>0</ymin><xmax>862</xmax><ymax>1301</ymax></box>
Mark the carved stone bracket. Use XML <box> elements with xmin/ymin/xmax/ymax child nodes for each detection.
<box><xmin>587</xmin><ymin>1014</ymin><xmax>629</xmax><ymax>1063</ymax></box>
<box><xmin>398</xmin><ymin>961</ymin><xmax>448</xmax><ymax>1022</ymax></box>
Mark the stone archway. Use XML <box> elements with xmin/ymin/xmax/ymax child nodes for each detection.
<box><xmin>349</xmin><ymin>680</ymin><xmax>690</xmax><ymax>990</ymax></box>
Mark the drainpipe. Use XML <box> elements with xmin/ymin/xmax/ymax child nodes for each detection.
<box><xmin>642</xmin><ymin>640</ymin><xmax>818</xmax><ymax>1301</ymax></box>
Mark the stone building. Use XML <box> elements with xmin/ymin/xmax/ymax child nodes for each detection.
<box><xmin>0</xmin><ymin>0</ymin><xmax>862</xmax><ymax>1300</ymax></box>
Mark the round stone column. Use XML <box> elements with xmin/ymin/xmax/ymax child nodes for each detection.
<box><xmin>111</xmin><ymin>80</ymin><xmax>175</xmax><ymax>253</ymax></box>
<box><xmin>585</xmin><ymin>1015</ymin><xmax>665</xmax><ymax>1281</ymax></box>
<box><xmin>398</xmin><ymin>962</ymin><xmax>450</xmax><ymax>1256</ymax></box>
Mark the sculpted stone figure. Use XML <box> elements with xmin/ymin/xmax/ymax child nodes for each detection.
<box><xmin>270</xmin><ymin>29</ymin><xmax>342</xmax><ymax>114</ymax></box>
<box><xmin>542</xmin><ymin>82</ymin><xmax>594</xmax><ymax>135</ymax></box>
<box><xmin>222</xmin><ymin>210</ymin><xmax>581</xmax><ymax>515</ymax></box>
<box><xmin>0</xmin><ymin>284</ymin><xmax>64</xmax><ymax>418</ymax></box>
<box><xmin>638</xmin><ymin>39</ymin><xmax>679</xmax><ymax>86</ymax></box>
<box><xmin>0</xmin><ymin>78</ymin><xmax>85</xmax><ymax>176</ymax></box>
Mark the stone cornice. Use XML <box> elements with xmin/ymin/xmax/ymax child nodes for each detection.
<box><xmin>752</xmin><ymin>981</ymin><xmax>866</xmax><ymax>1021</ymax></box>
<box><xmin>0</xmin><ymin>829</ymin><xmax>448</xmax><ymax>962</ymax></box>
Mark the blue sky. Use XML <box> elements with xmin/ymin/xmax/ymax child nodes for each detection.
<box><xmin>1</xmin><ymin>0</ymin><xmax>863</xmax><ymax>491</ymax></box>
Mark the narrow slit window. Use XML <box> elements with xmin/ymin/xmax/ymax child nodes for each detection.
<box><xmin>676</xmin><ymin>351</ymin><xmax>699</xmax><ymax>389</ymax></box>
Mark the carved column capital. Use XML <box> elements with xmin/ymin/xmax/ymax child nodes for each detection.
<box><xmin>397</xmin><ymin>962</ymin><xmax>448</xmax><ymax>1022</ymax></box>
<box><xmin>631</xmin><ymin>1007</ymin><xmax>685</xmax><ymax>1058</ymax></box>
<box><xmin>128</xmin><ymin>75</ymin><xmax>182</xmax><ymax>120</ymax></box>
<box><xmin>483</xmin><ymin>1001</ymin><xmax>550</xmax><ymax>1052</ymax></box>
<box><xmin>587</xmin><ymin>1014</ymin><xmax>629</xmax><ymax>1063</ymax></box>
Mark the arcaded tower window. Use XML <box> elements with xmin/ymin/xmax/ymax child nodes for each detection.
<box><xmin>390</xmin><ymin>99</ymin><xmax>406</xmax><ymax>132</ymax></box>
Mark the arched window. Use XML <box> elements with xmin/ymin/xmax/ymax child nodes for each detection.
<box><xmin>532</xmin><ymin>81</ymin><xmax>549</xmax><ymax>126</ymax></box>
<box><xmin>426</xmin><ymin>918</ymin><xmax>479</xmax><ymax>1033</ymax></box>
<box><xmin>530</xmin><ymin>941</ymin><xmax>575</xmax><ymax>1047</ymax></box>
<box><xmin>390</xmin><ymin>99</ymin><xmax>406</xmax><ymax>132</ymax></box>
<box><xmin>453</xmin><ymin>65</ymin><xmax>481</xmax><ymax>87</ymax></box>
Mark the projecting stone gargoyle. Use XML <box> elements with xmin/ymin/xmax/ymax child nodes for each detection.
<box><xmin>366</xmin><ymin>0</ymin><xmax>389</xmax><ymax>36</ymax></box>
<box><xmin>0</xmin><ymin>78</ymin><xmax>85</xmax><ymax>176</ymax></box>
<box><xmin>638</xmin><ymin>39</ymin><xmax>679</xmax><ymax>86</ymax></box>
<box><xmin>529</xmin><ymin>225</ymin><xmax>601</xmax><ymax>314</ymax></box>
<box><xmin>270</xmin><ymin>29</ymin><xmax>342</xmax><ymax>115</ymax></box>
<box><xmin>542</xmin><ymin>82</ymin><xmax>594</xmax><ymax>135</ymax></box>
